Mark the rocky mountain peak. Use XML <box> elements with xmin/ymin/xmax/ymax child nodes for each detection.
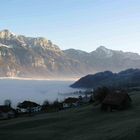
<box><xmin>96</xmin><ymin>46</ymin><xmax>110</xmax><ymax>52</ymax></box>
<box><xmin>0</xmin><ymin>29</ymin><xmax>16</xmax><ymax>39</ymax></box>
<box><xmin>94</xmin><ymin>46</ymin><xmax>113</xmax><ymax>57</ymax></box>
<box><xmin>0</xmin><ymin>29</ymin><xmax>61</xmax><ymax>52</ymax></box>
<box><xmin>0</xmin><ymin>29</ymin><xmax>140</xmax><ymax>78</ymax></box>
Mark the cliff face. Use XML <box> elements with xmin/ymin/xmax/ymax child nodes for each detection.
<box><xmin>0</xmin><ymin>29</ymin><xmax>140</xmax><ymax>79</ymax></box>
<box><xmin>0</xmin><ymin>29</ymin><xmax>85</xmax><ymax>78</ymax></box>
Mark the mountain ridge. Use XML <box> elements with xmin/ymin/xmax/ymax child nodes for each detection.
<box><xmin>0</xmin><ymin>29</ymin><xmax>140</xmax><ymax>79</ymax></box>
<box><xmin>71</xmin><ymin>68</ymin><xmax>140</xmax><ymax>89</ymax></box>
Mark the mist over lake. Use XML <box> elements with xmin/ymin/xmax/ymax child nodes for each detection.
<box><xmin>0</xmin><ymin>79</ymin><xmax>80</xmax><ymax>107</ymax></box>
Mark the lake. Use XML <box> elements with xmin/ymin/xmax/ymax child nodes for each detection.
<box><xmin>0</xmin><ymin>79</ymin><xmax>81</xmax><ymax>107</ymax></box>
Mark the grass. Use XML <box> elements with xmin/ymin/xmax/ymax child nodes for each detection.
<box><xmin>0</xmin><ymin>91</ymin><xmax>140</xmax><ymax>140</ymax></box>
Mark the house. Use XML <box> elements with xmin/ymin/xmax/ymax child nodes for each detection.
<box><xmin>63</xmin><ymin>97</ymin><xmax>79</xmax><ymax>108</ymax></box>
<box><xmin>17</xmin><ymin>101</ymin><xmax>41</xmax><ymax>113</ymax></box>
<box><xmin>101</xmin><ymin>91</ymin><xmax>131</xmax><ymax>111</ymax></box>
<box><xmin>0</xmin><ymin>105</ymin><xmax>16</xmax><ymax>119</ymax></box>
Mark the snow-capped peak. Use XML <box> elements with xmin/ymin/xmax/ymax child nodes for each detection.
<box><xmin>95</xmin><ymin>46</ymin><xmax>113</xmax><ymax>57</ymax></box>
<box><xmin>96</xmin><ymin>46</ymin><xmax>109</xmax><ymax>51</ymax></box>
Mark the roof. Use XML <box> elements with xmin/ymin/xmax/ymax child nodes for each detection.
<box><xmin>63</xmin><ymin>98</ymin><xmax>79</xmax><ymax>104</ymax></box>
<box><xmin>18</xmin><ymin>101</ymin><xmax>40</xmax><ymax>109</ymax></box>
<box><xmin>102</xmin><ymin>92</ymin><xmax>131</xmax><ymax>106</ymax></box>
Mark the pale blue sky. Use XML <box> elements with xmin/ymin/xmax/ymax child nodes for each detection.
<box><xmin>0</xmin><ymin>0</ymin><xmax>140</xmax><ymax>53</ymax></box>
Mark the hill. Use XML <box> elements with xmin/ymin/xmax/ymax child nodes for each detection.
<box><xmin>0</xmin><ymin>91</ymin><xmax>140</xmax><ymax>140</ymax></box>
<box><xmin>71</xmin><ymin>69</ymin><xmax>140</xmax><ymax>89</ymax></box>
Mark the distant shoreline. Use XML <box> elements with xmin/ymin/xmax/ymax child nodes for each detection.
<box><xmin>0</xmin><ymin>77</ymin><xmax>78</xmax><ymax>81</ymax></box>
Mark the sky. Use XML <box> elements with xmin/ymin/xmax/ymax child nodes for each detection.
<box><xmin>0</xmin><ymin>0</ymin><xmax>140</xmax><ymax>53</ymax></box>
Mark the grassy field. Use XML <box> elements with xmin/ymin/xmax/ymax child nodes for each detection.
<box><xmin>0</xmin><ymin>91</ymin><xmax>140</xmax><ymax>140</ymax></box>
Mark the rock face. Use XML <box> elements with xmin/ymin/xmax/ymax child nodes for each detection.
<box><xmin>0</xmin><ymin>29</ymin><xmax>140</xmax><ymax>79</ymax></box>
<box><xmin>0</xmin><ymin>29</ymin><xmax>84</xmax><ymax>78</ymax></box>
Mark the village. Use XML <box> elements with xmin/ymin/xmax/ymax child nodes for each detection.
<box><xmin>0</xmin><ymin>87</ymin><xmax>132</xmax><ymax>120</ymax></box>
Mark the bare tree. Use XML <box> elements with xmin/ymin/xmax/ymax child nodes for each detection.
<box><xmin>4</xmin><ymin>99</ymin><xmax>12</xmax><ymax>107</ymax></box>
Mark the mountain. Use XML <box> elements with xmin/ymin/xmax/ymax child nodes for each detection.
<box><xmin>0</xmin><ymin>29</ymin><xmax>140</xmax><ymax>79</ymax></box>
<box><xmin>64</xmin><ymin>46</ymin><xmax>140</xmax><ymax>73</ymax></box>
<box><xmin>71</xmin><ymin>69</ymin><xmax>140</xmax><ymax>89</ymax></box>
<box><xmin>0</xmin><ymin>29</ymin><xmax>85</xmax><ymax>78</ymax></box>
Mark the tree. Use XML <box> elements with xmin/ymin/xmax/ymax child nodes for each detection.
<box><xmin>4</xmin><ymin>99</ymin><xmax>12</xmax><ymax>107</ymax></box>
<box><xmin>42</xmin><ymin>100</ymin><xmax>50</xmax><ymax>107</ymax></box>
<box><xmin>52</xmin><ymin>99</ymin><xmax>59</xmax><ymax>108</ymax></box>
<box><xmin>94</xmin><ymin>87</ymin><xmax>110</xmax><ymax>103</ymax></box>
<box><xmin>52</xmin><ymin>99</ymin><xmax>63</xmax><ymax>111</ymax></box>
<box><xmin>41</xmin><ymin>100</ymin><xmax>50</xmax><ymax>112</ymax></box>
